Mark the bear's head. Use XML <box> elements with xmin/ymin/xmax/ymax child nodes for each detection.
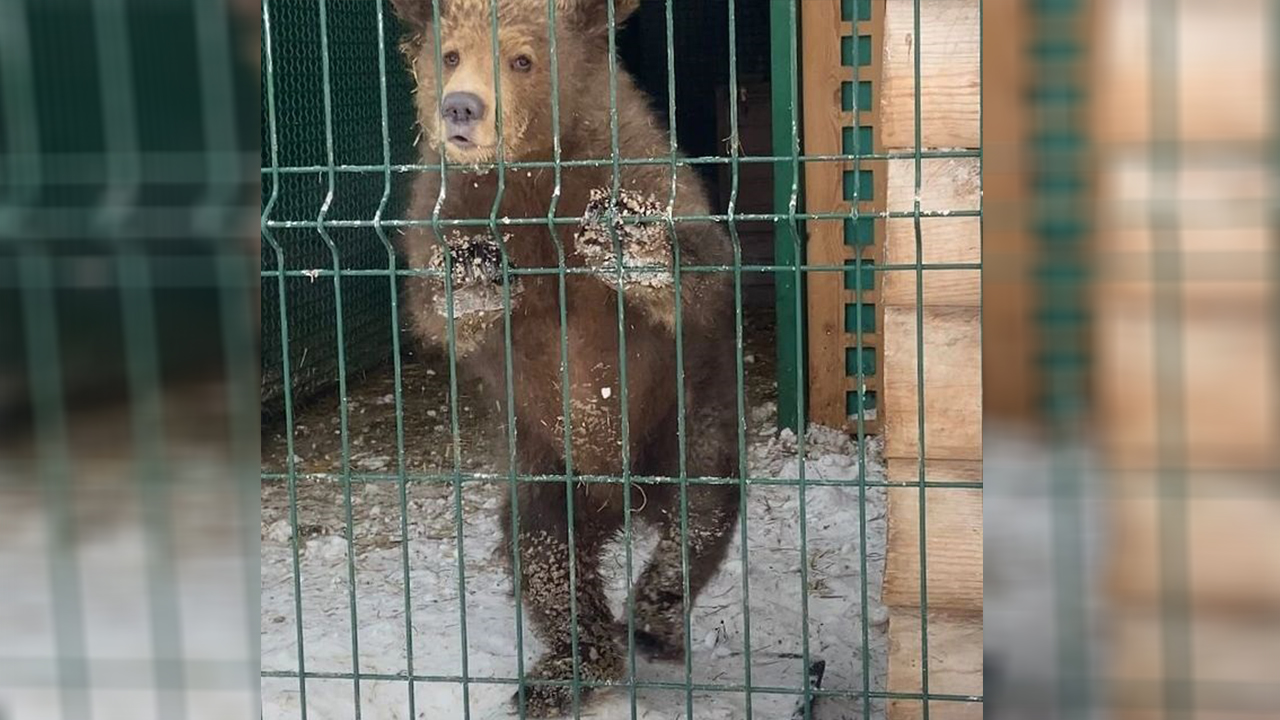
<box><xmin>392</xmin><ymin>0</ymin><xmax>639</xmax><ymax>165</ymax></box>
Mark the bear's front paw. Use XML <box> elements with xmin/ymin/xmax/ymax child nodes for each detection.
<box><xmin>427</xmin><ymin>231</ymin><xmax>520</xmax><ymax>317</ymax></box>
<box><xmin>576</xmin><ymin>188</ymin><xmax>672</xmax><ymax>288</ymax></box>
<box><xmin>430</xmin><ymin>231</ymin><xmax>515</xmax><ymax>288</ymax></box>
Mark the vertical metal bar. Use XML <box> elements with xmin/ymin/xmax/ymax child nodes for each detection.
<box><xmin>973</xmin><ymin>4</ymin><xmax>984</xmax><ymax>715</ymax></box>
<box><xmin>483</xmin><ymin>1</ymin><xmax>523</xmax><ymax>717</ymax></box>
<box><xmin>193</xmin><ymin>0</ymin><xmax>240</xmax><ymax>237</ymax></box>
<box><xmin>259</xmin><ymin>2</ymin><xmax>309</xmax><ymax>715</ymax></box>
<box><xmin>418</xmin><ymin>0</ymin><xmax>477</xmax><ymax>714</ymax></box>
<box><xmin>313</xmin><ymin>0</ymin><xmax>364</xmax><ymax>713</ymax></box>
<box><xmin>118</xmin><ymin>245</ymin><xmax>188</xmax><ymax>720</ymax></box>
<box><xmin>770</xmin><ymin>0</ymin><xmax>802</xmax><ymax>433</ymax></box>
<box><xmin>724</xmin><ymin>0</ymin><xmax>756</xmax><ymax>715</ymax></box>
<box><xmin>602</xmin><ymin>2</ymin><xmax>640</xmax><ymax>717</ymax></box>
<box><xmin>192</xmin><ymin>0</ymin><xmax>260</xmax><ymax>694</ymax></box>
<box><xmin>658</xmin><ymin>1</ymin><xmax>695</xmax><ymax>716</ymax></box>
<box><xmin>0</xmin><ymin>0</ymin><xmax>41</xmax><ymax>232</ymax></box>
<box><xmin>92</xmin><ymin>0</ymin><xmax>140</xmax><ymax>230</ymax></box>
<box><xmin>1033</xmin><ymin>2</ymin><xmax>1091</xmax><ymax>717</ymax></box>
<box><xmin>787</xmin><ymin>1</ymin><xmax>813</xmax><ymax>716</ymax></box>
<box><xmin>1273</xmin><ymin>0</ymin><xmax>1280</xmax><ymax>593</ymax></box>
<box><xmin>20</xmin><ymin>250</ymin><xmax>91</xmax><ymax>720</ymax></box>
<box><xmin>370</xmin><ymin>0</ymin><xmax>417</xmax><ymax>716</ymax></box>
<box><xmin>1149</xmin><ymin>1</ymin><xmax>1191</xmax><ymax>717</ymax></box>
<box><xmin>536</xmin><ymin>0</ymin><xmax>585</xmax><ymax>718</ymax></box>
<box><xmin>911</xmin><ymin>0</ymin><xmax>931</xmax><ymax>716</ymax></box>
<box><xmin>92</xmin><ymin>0</ymin><xmax>188</xmax><ymax>716</ymax></box>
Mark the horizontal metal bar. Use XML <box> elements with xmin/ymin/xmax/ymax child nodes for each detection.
<box><xmin>0</xmin><ymin>205</ymin><xmax>253</xmax><ymax>241</ymax></box>
<box><xmin>0</xmin><ymin>657</ymin><xmax>253</xmax><ymax>691</ymax></box>
<box><xmin>257</xmin><ymin>669</ymin><xmax>983</xmax><ymax>703</ymax></box>
<box><xmin>260</xmin><ymin>262</ymin><xmax>981</xmax><ymax>279</ymax></box>
<box><xmin>262</xmin><ymin>210</ymin><xmax>982</xmax><ymax>229</ymax></box>
<box><xmin>258</xmin><ymin>471</ymin><xmax>983</xmax><ymax>490</ymax></box>
<box><xmin>259</xmin><ymin>149</ymin><xmax>984</xmax><ymax>175</ymax></box>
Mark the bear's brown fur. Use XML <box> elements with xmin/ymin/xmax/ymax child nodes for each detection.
<box><xmin>391</xmin><ymin>1</ymin><xmax>741</xmax><ymax>714</ymax></box>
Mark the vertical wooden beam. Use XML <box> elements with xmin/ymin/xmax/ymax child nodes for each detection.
<box><xmin>879</xmin><ymin>1</ymin><xmax>984</xmax><ymax>718</ymax></box>
<box><xmin>982</xmin><ymin>0</ymin><xmax>1037</xmax><ymax>421</ymax></box>
<box><xmin>801</xmin><ymin>0</ymin><xmax>850</xmax><ymax>429</ymax></box>
<box><xmin>801</xmin><ymin>0</ymin><xmax>883</xmax><ymax>433</ymax></box>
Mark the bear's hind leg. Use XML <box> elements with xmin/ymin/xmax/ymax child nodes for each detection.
<box><xmin>624</xmin><ymin>402</ymin><xmax>741</xmax><ymax>662</ymax></box>
<box><xmin>505</xmin><ymin>484</ymin><xmax>624</xmax><ymax>716</ymax></box>
<box><xmin>628</xmin><ymin>481</ymin><xmax>740</xmax><ymax>662</ymax></box>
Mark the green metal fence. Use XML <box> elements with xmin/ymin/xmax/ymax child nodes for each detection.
<box><xmin>4</xmin><ymin>0</ymin><xmax>1275</xmax><ymax>718</ymax></box>
<box><xmin>259</xmin><ymin>0</ymin><xmax>418</xmax><ymax>418</ymax></box>
<box><xmin>259</xmin><ymin>0</ymin><xmax>975</xmax><ymax>718</ymax></box>
<box><xmin>1</xmin><ymin>0</ymin><xmax>259</xmax><ymax>718</ymax></box>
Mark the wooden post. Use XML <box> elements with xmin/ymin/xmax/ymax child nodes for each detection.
<box><xmin>983</xmin><ymin>0</ymin><xmax>1038</xmax><ymax>422</ymax></box>
<box><xmin>877</xmin><ymin>0</ymin><xmax>984</xmax><ymax>717</ymax></box>
<box><xmin>800</xmin><ymin>0</ymin><xmax>883</xmax><ymax>434</ymax></box>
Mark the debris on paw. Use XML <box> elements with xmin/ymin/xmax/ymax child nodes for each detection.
<box><xmin>428</xmin><ymin>231</ymin><xmax>514</xmax><ymax>287</ymax></box>
<box><xmin>512</xmin><ymin>648</ymin><xmax>622</xmax><ymax>717</ymax></box>
<box><xmin>426</xmin><ymin>231</ymin><xmax>521</xmax><ymax>317</ymax></box>
<box><xmin>576</xmin><ymin>188</ymin><xmax>673</xmax><ymax>288</ymax></box>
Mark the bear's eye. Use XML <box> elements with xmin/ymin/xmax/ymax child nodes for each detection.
<box><xmin>442</xmin><ymin>50</ymin><xmax>460</xmax><ymax>68</ymax></box>
<box><xmin>510</xmin><ymin>54</ymin><xmax>533</xmax><ymax>73</ymax></box>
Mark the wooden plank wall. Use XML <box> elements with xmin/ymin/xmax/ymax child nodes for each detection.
<box><xmin>801</xmin><ymin>0</ymin><xmax>883</xmax><ymax>434</ymax></box>
<box><xmin>876</xmin><ymin>0</ymin><xmax>984</xmax><ymax>718</ymax></box>
<box><xmin>983</xmin><ymin>0</ymin><xmax>1037</xmax><ymax>421</ymax></box>
<box><xmin>1093</xmin><ymin>1</ymin><xmax>1279</xmax><ymax>717</ymax></box>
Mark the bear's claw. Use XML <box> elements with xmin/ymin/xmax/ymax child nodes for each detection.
<box><xmin>612</xmin><ymin>613</ymin><xmax>687</xmax><ymax>663</ymax></box>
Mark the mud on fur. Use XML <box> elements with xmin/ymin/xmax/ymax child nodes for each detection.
<box><xmin>391</xmin><ymin>0</ymin><xmax>742</xmax><ymax>715</ymax></box>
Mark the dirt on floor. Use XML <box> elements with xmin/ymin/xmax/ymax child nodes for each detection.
<box><xmin>259</xmin><ymin>306</ymin><xmax>783</xmax><ymax>548</ymax></box>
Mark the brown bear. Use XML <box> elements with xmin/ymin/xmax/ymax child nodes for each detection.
<box><xmin>390</xmin><ymin>0</ymin><xmax>741</xmax><ymax>715</ymax></box>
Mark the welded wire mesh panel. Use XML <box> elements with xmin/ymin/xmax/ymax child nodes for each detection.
<box><xmin>1087</xmin><ymin>0</ymin><xmax>1280</xmax><ymax>718</ymax></box>
<box><xmin>258</xmin><ymin>0</ymin><xmax>980</xmax><ymax>718</ymax></box>
<box><xmin>259</xmin><ymin>0</ymin><xmax>418</xmax><ymax>415</ymax></box>
<box><xmin>2</xmin><ymin>0</ymin><xmax>256</xmax><ymax>404</ymax></box>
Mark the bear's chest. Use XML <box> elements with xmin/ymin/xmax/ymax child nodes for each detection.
<box><xmin>440</xmin><ymin>172</ymin><xmax>603</xmax><ymax>268</ymax></box>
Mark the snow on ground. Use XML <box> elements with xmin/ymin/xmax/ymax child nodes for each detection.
<box><xmin>983</xmin><ymin>424</ymin><xmax>1108</xmax><ymax>720</ymax></box>
<box><xmin>261</xmin><ymin>402</ymin><xmax>889</xmax><ymax>720</ymax></box>
<box><xmin>0</xmin><ymin>381</ymin><xmax>258</xmax><ymax>720</ymax></box>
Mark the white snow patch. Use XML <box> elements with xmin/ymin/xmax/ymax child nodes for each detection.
<box><xmin>261</xmin><ymin>402</ymin><xmax>889</xmax><ymax>719</ymax></box>
<box><xmin>0</xmin><ymin>467</ymin><xmax>256</xmax><ymax>720</ymax></box>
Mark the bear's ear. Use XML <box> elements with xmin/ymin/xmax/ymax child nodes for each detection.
<box><xmin>557</xmin><ymin>0</ymin><xmax>640</xmax><ymax>35</ymax></box>
<box><xmin>390</xmin><ymin>0</ymin><xmax>444</xmax><ymax>31</ymax></box>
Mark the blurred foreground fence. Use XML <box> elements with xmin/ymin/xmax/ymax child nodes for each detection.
<box><xmin>987</xmin><ymin>1</ymin><xmax>1280</xmax><ymax>719</ymax></box>
<box><xmin>1</xmin><ymin>0</ymin><xmax>259</xmax><ymax>718</ymax></box>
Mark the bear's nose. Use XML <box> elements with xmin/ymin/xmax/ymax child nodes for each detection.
<box><xmin>441</xmin><ymin>92</ymin><xmax>486</xmax><ymax>126</ymax></box>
